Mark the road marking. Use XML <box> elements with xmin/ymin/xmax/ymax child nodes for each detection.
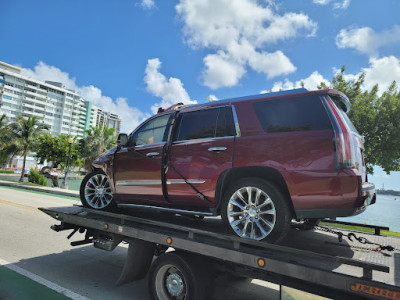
<box><xmin>0</xmin><ymin>198</ymin><xmax>41</xmax><ymax>213</ymax></box>
<box><xmin>0</xmin><ymin>258</ymin><xmax>91</xmax><ymax>300</ymax></box>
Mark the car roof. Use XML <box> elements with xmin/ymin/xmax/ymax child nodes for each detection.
<box><xmin>171</xmin><ymin>88</ymin><xmax>349</xmax><ymax>113</ymax></box>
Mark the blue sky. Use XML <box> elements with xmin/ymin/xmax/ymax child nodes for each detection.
<box><xmin>1</xmin><ymin>0</ymin><xmax>400</xmax><ymax>189</ymax></box>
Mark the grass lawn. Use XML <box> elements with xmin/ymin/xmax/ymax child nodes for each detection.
<box><xmin>320</xmin><ymin>221</ymin><xmax>400</xmax><ymax>237</ymax></box>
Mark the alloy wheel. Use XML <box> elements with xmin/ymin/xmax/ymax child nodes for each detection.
<box><xmin>84</xmin><ymin>173</ymin><xmax>113</xmax><ymax>209</ymax></box>
<box><xmin>227</xmin><ymin>186</ymin><xmax>276</xmax><ymax>240</ymax></box>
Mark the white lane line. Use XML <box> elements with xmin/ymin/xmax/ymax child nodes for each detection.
<box><xmin>0</xmin><ymin>258</ymin><xmax>90</xmax><ymax>300</ymax></box>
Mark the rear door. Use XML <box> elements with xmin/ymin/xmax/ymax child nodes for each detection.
<box><xmin>167</xmin><ymin>106</ymin><xmax>237</xmax><ymax>207</ymax></box>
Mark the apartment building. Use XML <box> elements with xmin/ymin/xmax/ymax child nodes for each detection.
<box><xmin>0</xmin><ymin>61</ymin><xmax>121</xmax><ymax>138</ymax></box>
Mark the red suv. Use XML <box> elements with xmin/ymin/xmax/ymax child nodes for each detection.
<box><xmin>80</xmin><ymin>88</ymin><xmax>376</xmax><ymax>242</ymax></box>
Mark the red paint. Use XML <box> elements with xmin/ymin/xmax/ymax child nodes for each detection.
<box><xmin>92</xmin><ymin>88</ymin><xmax>375</xmax><ymax>218</ymax></box>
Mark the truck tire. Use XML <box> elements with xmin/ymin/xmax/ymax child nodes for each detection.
<box><xmin>221</xmin><ymin>178</ymin><xmax>291</xmax><ymax>243</ymax></box>
<box><xmin>148</xmin><ymin>252</ymin><xmax>213</xmax><ymax>300</ymax></box>
<box><xmin>80</xmin><ymin>170</ymin><xmax>116</xmax><ymax>211</ymax></box>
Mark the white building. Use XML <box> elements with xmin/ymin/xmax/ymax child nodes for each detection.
<box><xmin>0</xmin><ymin>61</ymin><xmax>121</xmax><ymax>138</ymax></box>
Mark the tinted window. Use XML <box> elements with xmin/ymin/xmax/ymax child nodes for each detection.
<box><xmin>253</xmin><ymin>96</ymin><xmax>332</xmax><ymax>133</ymax></box>
<box><xmin>175</xmin><ymin>107</ymin><xmax>236</xmax><ymax>141</ymax></box>
<box><xmin>216</xmin><ymin>106</ymin><xmax>236</xmax><ymax>137</ymax></box>
<box><xmin>133</xmin><ymin>114</ymin><xmax>170</xmax><ymax>146</ymax></box>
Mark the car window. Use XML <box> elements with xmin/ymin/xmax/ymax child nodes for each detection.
<box><xmin>216</xmin><ymin>106</ymin><xmax>236</xmax><ymax>137</ymax></box>
<box><xmin>133</xmin><ymin>114</ymin><xmax>170</xmax><ymax>146</ymax></box>
<box><xmin>253</xmin><ymin>96</ymin><xmax>332</xmax><ymax>133</ymax></box>
<box><xmin>174</xmin><ymin>106</ymin><xmax>235</xmax><ymax>141</ymax></box>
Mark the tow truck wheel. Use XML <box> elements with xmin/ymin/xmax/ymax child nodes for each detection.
<box><xmin>221</xmin><ymin>178</ymin><xmax>291</xmax><ymax>243</ymax></box>
<box><xmin>148</xmin><ymin>252</ymin><xmax>212</xmax><ymax>300</ymax></box>
<box><xmin>80</xmin><ymin>170</ymin><xmax>116</xmax><ymax>211</ymax></box>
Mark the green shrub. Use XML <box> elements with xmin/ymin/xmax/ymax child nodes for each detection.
<box><xmin>5</xmin><ymin>170</ymin><xmax>14</xmax><ymax>174</ymax></box>
<box><xmin>27</xmin><ymin>169</ymin><xmax>48</xmax><ymax>186</ymax></box>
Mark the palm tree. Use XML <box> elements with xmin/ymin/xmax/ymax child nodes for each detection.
<box><xmin>0</xmin><ymin>114</ymin><xmax>16</xmax><ymax>167</ymax></box>
<box><xmin>9</xmin><ymin>115</ymin><xmax>49</xmax><ymax>182</ymax></box>
<box><xmin>0</xmin><ymin>114</ymin><xmax>8</xmax><ymax>150</ymax></box>
<box><xmin>80</xmin><ymin>124</ymin><xmax>116</xmax><ymax>172</ymax></box>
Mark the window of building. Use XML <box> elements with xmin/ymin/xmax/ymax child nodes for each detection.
<box><xmin>174</xmin><ymin>106</ymin><xmax>236</xmax><ymax>142</ymax></box>
<box><xmin>252</xmin><ymin>96</ymin><xmax>332</xmax><ymax>133</ymax></box>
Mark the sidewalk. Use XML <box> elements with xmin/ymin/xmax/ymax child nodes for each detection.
<box><xmin>0</xmin><ymin>179</ymin><xmax>79</xmax><ymax>198</ymax></box>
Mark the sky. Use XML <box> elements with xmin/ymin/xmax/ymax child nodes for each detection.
<box><xmin>1</xmin><ymin>0</ymin><xmax>400</xmax><ymax>190</ymax></box>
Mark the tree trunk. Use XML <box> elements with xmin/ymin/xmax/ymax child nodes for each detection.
<box><xmin>39</xmin><ymin>166</ymin><xmax>59</xmax><ymax>187</ymax></box>
<box><xmin>19</xmin><ymin>152</ymin><xmax>27</xmax><ymax>182</ymax></box>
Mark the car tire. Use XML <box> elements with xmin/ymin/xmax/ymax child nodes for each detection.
<box><xmin>80</xmin><ymin>170</ymin><xmax>116</xmax><ymax>211</ymax></box>
<box><xmin>221</xmin><ymin>177</ymin><xmax>292</xmax><ymax>243</ymax></box>
<box><xmin>148</xmin><ymin>252</ymin><xmax>213</xmax><ymax>300</ymax></box>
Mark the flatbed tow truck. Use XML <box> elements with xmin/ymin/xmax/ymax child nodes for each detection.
<box><xmin>40</xmin><ymin>205</ymin><xmax>400</xmax><ymax>300</ymax></box>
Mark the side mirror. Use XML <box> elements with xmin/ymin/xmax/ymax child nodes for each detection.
<box><xmin>117</xmin><ymin>133</ymin><xmax>128</xmax><ymax>147</ymax></box>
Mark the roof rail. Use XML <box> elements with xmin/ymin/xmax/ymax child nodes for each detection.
<box><xmin>185</xmin><ymin>88</ymin><xmax>309</xmax><ymax>110</ymax></box>
<box><xmin>221</xmin><ymin>88</ymin><xmax>308</xmax><ymax>103</ymax></box>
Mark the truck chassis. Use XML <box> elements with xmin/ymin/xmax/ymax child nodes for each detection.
<box><xmin>40</xmin><ymin>206</ymin><xmax>400</xmax><ymax>300</ymax></box>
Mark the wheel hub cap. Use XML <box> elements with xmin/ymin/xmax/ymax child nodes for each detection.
<box><xmin>166</xmin><ymin>273</ymin><xmax>184</xmax><ymax>296</ymax></box>
<box><xmin>248</xmin><ymin>207</ymin><xmax>257</xmax><ymax>217</ymax></box>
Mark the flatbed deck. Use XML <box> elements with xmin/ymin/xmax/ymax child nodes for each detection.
<box><xmin>40</xmin><ymin>205</ymin><xmax>400</xmax><ymax>299</ymax></box>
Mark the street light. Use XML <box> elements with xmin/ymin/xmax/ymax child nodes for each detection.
<box><xmin>61</xmin><ymin>137</ymin><xmax>74</xmax><ymax>189</ymax></box>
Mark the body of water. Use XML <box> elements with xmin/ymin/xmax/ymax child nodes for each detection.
<box><xmin>338</xmin><ymin>194</ymin><xmax>400</xmax><ymax>232</ymax></box>
<box><xmin>1</xmin><ymin>175</ymin><xmax>399</xmax><ymax>231</ymax></box>
<box><xmin>0</xmin><ymin>175</ymin><xmax>82</xmax><ymax>191</ymax></box>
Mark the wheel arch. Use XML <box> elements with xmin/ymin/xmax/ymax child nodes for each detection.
<box><xmin>215</xmin><ymin>166</ymin><xmax>296</xmax><ymax>218</ymax></box>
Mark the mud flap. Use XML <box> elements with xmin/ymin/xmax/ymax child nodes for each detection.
<box><xmin>116</xmin><ymin>238</ymin><xmax>156</xmax><ymax>286</ymax></box>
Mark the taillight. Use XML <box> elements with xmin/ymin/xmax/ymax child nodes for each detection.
<box><xmin>326</xmin><ymin>97</ymin><xmax>355</xmax><ymax>169</ymax></box>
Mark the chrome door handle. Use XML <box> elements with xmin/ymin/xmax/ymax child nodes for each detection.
<box><xmin>208</xmin><ymin>147</ymin><xmax>227</xmax><ymax>152</ymax></box>
<box><xmin>146</xmin><ymin>152</ymin><xmax>159</xmax><ymax>157</ymax></box>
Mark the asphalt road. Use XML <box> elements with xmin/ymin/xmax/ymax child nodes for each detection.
<box><xmin>0</xmin><ymin>187</ymin><xmax>279</xmax><ymax>300</ymax></box>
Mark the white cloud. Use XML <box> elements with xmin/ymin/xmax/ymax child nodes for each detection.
<box><xmin>22</xmin><ymin>62</ymin><xmax>148</xmax><ymax>133</ymax></box>
<box><xmin>271</xmin><ymin>71</ymin><xmax>329</xmax><ymax>91</ymax></box>
<box><xmin>144</xmin><ymin>58</ymin><xmax>197</xmax><ymax>113</ymax></box>
<box><xmin>336</xmin><ymin>25</ymin><xmax>400</xmax><ymax>56</ymax></box>
<box><xmin>333</xmin><ymin>56</ymin><xmax>400</xmax><ymax>95</ymax></box>
<box><xmin>333</xmin><ymin>0</ymin><xmax>351</xmax><ymax>9</ymax></box>
<box><xmin>360</xmin><ymin>56</ymin><xmax>400</xmax><ymax>93</ymax></box>
<box><xmin>176</xmin><ymin>0</ymin><xmax>317</xmax><ymax>89</ymax></box>
<box><xmin>23</xmin><ymin>62</ymin><xmax>77</xmax><ymax>89</ymax></box>
<box><xmin>207</xmin><ymin>94</ymin><xmax>218</xmax><ymax>101</ymax></box>
<box><xmin>141</xmin><ymin>0</ymin><xmax>155</xmax><ymax>9</ymax></box>
<box><xmin>313</xmin><ymin>0</ymin><xmax>331</xmax><ymax>4</ymax></box>
<box><xmin>78</xmin><ymin>86</ymin><xmax>149</xmax><ymax>133</ymax></box>
<box><xmin>269</xmin><ymin>56</ymin><xmax>400</xmax><ymax>97</ymax></box>
<box><xmin>202</xmin><ymin>52</ymin><xmax>246</xmax><ymax>89</ymax></box>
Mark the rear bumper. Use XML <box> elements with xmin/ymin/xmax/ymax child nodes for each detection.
<box><xmin>295</xmin><ymin>181</ymin><xmax>376</xmax><ymax>219</ymax></box>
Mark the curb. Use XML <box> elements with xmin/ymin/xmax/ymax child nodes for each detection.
<box><xmin>0</xmin><ymin>180</ymin><xmax>79</xmax><ymax>198</ymax></box>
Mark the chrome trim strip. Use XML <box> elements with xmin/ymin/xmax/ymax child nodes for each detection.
<box><xmin>231</xmin><ymin>105</ymin><xmax>241</xmax><ymax>137</ymax></box>
<box><xmin>117</xmin><ymin>203</ymin><xmax>214</xmax><ymax>216</ymax></box>
<box><xmin>116</xmin><ymin>180</ymin><xmax>161</xmax><ymax>186</ymax></box>
<box><xmin>134</xmin><ymin>142</ymin><xmax>165</xmax><ymax>148</ymax></box>
<box><xmin>146</xmin><ymin>152</ymin><xmax>160</xmax><ymax>157</ymax></box>
<box><xmin>208</xmin><ymin>147</ymin><xmax>227</xmax><ymax>152</ymax></box>
<box><xmin>168</xmin><ymin>180</ymin><xmax>205</xmax><ymax>184</ymax></box>
<box><xmin>115</xmin><ymin>179</ymin><xmax>205</xmax><ymax>186</ymax></box>
<box><xmin>173</xmin><ymin>136</ymin><xmax>234</xmax><ymax>145</ymax></box>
